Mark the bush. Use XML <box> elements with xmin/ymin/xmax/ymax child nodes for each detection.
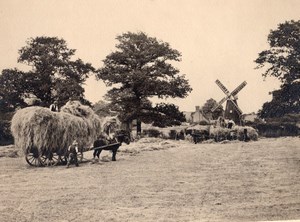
<box><xmin>169</xmin><ymin>130</ymin><xmax>177</xmax><ymax>140</ymax></box>
<box><xmin>256</xmin><ymin>123</ymin><xmax>299</xmax><ymax>137</ymax></box>
<box><xmin>0</xmin><ymin>120</ymin><xmax>13</xmax><ymax>145</ymax></box>
<box><xmin>142</xmin><ymin>129</ymin><xmax>161</xmax><ymax>138</ymax></box>
<box><xmin>266</xmin><ymin>113</ymin><xmax>300</xmax><ymax>124</ymax></box>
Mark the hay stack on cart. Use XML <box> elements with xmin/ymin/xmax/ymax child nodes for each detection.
<box><xmin>11</xmin><ymin>101</ymin><xmax>102</xmax><ymax>166</ymax></box>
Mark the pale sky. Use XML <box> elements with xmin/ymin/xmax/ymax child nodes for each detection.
<box><xmin>0</xmin><ymin>0</ymin><xmax>299</xmax><ymax>113</ymax></box>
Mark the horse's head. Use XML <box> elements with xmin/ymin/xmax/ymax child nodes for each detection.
<box><xmin>115</xmin><ymin>130</ymin><xmax>131</xmax><ymax>145</ymax></box>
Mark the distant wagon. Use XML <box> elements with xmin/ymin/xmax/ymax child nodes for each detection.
<box><xmin>186</xmin><ymin>125</ymin><xmax>210</xmax><ymax>144</ymax></box>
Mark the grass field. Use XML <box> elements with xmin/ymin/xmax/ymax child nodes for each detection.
<box><xmin>0</xmin><ymin>137</ymin><xmax>299</xmax><ymax>222</ymax></box>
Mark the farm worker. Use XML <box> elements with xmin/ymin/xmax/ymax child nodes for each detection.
<box><xmin>49</xmin><ymin>101</ymin><xmax>59</xmax><ymax>112</ymax></box>
<box><xmin>67</xmin><ymin>140</ymin><xmax>79</xmax><ymax>168</ymax></box>
<box><xmin>243</xmin><ymin>128</ymin><xmax>250</xmax><ymax>142</ymax></box>
<box><xmin>227</xmin><ymin>119</ymin><xmax>235</xmax><ymax>129</ymax></box>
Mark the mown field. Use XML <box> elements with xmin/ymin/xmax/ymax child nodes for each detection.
<box><xmin>0</xmin><ymin>137</ymin><xmax>299</xmax><ymax>222</ymax></box>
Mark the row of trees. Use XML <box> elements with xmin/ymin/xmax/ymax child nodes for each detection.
<box><xmin>0</xmin><ymin>32</ymin><xmax>192</xmax><ymax>133</ymax></box>
<box><xmin>1</xmin><ymin>19</ymin><xmax>299</xmax><ymax>135</ymax></box>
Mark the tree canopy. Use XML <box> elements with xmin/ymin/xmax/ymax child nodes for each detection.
<box><xmin>255</xmin><ymin>20</ymin><xmax>300</xmax><ymax>118</ymax></box>
<box><xmin>93</xmin><ymin>100</ymin><xmax>113</xmax><ymax>117</ymax></box>
<box><xmin>255</xmin><ymin>20</ymin><xmax>300</xmax><ymax>84</ymax></box>
<box><xmin>202</xmin><ymin>98</ymin><xmax>224</xmax><ymax>120</ymax></box>
<box><xmin>0</xmin><ymin>36</ymin><xmax>94</xmax><ymax>110</ymax></box>
<box><xmin>258</xmin><ymin>83</ymin><xmax>300</xmax><ymax>118</ymax></box>
<box><xmin>0</xmin><ymin>69</ymin><xmax>28</xmax><ymax>112</ymax></box>
<box><xmin>97</xmin><ymin>32</ymin><xmax>192</xmax><ymax>131</ymax></box>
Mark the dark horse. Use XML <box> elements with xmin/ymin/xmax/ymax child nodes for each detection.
<box><xmin>93</xmin><ymin>130</ymin><xmax>130</xmax><ymax>161</ymax></box>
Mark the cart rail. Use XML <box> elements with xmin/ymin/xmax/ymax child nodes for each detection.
<box><xmin>82</xmin><ymin>142</ymin><xmax>121</xmax><ymax>152</ymax></box>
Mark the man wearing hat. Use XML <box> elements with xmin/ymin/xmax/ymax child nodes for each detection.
<box><xmin>67</xmin><ymin>140</ymin><xmax>79</xmax><ymax>168</ymax></box>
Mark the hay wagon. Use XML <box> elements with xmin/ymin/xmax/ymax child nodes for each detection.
<box><xmin>11</xmin><ymin>101</ymin><xmax>132</xmax><ymax>167</ymax></box>
<box><xmin>25</xmin><ymin>142</ymin><xmax>122</xmax><ymax>167</ymax></box>
<box><xmin>24</xmin><ymin>129</ymin><xmax>131</xmax><ymax>167</ymax></box>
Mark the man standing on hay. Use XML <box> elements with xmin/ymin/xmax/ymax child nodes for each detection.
<box><xmin>67</xmin><ymin>140</ymin><xmax>79</xmax><ymax>168</ymax></box>
<box><xmin>49</xmin><ymin>101</ymin><xmax>59</xmax><ymax>112</ymax></box>
<box><xmin>227</xmin><ymin>119</ymin><xmax>235</xmax><ymax>129</ymax></box>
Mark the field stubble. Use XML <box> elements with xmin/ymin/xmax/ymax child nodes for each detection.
<box><xmin>0</xmin><ymin>137</ymin><xmax>299</xmax><ymax>222</ymax></box>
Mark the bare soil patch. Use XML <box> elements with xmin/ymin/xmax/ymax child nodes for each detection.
<box><xmin>0</xmin><ymin>137</ymin><xmax>299</xmax><ymax>222</ymax></box>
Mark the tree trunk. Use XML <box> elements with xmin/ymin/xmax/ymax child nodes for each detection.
<box><xmin>121</xmin><ymin>120</ymin><xmax>132</xmax><ymax>132</ymax></box>
<box><xmin>136</xmin><ymin>119</ymin><xmax>142</xmax><ymax>135</ymax></box>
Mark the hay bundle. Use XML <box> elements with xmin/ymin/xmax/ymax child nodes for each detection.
<box><xmin>209</xmin><ymin>125</ymin><xmax>258</xmax><ymax>141</ymax></box>
<box><xmin>11</xmin><ymin>101</ymin><xmax>102</xmax><ymax>156</ymax></box>
<box><xmin>209</xmin><ymin>126</ymin><xmax>231</xmax><ymax>141</ymax></box>
<box><xmin>233</xmin><ymin>126</ymin><xmax>258</xmax><ymax>141</ymax></box>
<box><xmin>100</xmin><ymin>116</ymin><xmax>121</xmax><ymax>135</ymax></box>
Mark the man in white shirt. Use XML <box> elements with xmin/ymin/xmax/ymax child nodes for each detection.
<box><xmin>49</xmin><ymin>101</ymin><xmax>59</xmax><ymax>112</ymax></box>
<box><xmin>66</xmin><ymin>140</ymin><xmax>79</xmax><ymax>168</ymax></box>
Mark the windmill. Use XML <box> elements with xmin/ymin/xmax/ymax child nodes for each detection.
<box><xmin>211</xmin><ymin>79</ymin><xmax>247</xmax><ymax>124</ymax></box>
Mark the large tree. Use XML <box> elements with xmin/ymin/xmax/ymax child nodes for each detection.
<box><xmin>258</xmin><ymin>83</ymin><xmax>300</xmax><ymax>118</ymax></box>
<box><xmin>0</xmin><ymin>69</ymin><xmax>28</xmax><ymax>112</ymax></box>
<box><xmin>202</xmin><ymin>98</ymin><xmax>224</xmax><ymax>120</ymax></box>
<box><xmin>93</xmin><ymin>100</ymin><xmax>114</xmax><ymax>117</ymax></box>
<box><xmin>255</xmin><ymin>20</ymin><xmax>300</xmax><ymax>118</ymax></box>
<box><xmin>97</xmin><ymin>32</ymin><xmax>192</xmax><ymax>132</ymax></box>
<box><xmin>0</xmin><ymin>36</ymin><xmax>94</xmax><ymax>109</ymax></box>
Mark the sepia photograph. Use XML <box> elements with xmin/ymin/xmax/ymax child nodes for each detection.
<box><xmin>0</xmin><ymin>0</ymin><xmax>299</xmax><ymax>221</ymax></box>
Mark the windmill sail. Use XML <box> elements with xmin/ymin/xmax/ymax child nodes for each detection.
<box><xmin>211</xmin><ymin>96</ymin><xmax>227</xmax><ymax>112</ymax></box>
<box><xmin>215</xmin><ymin>79</ymin><xmax>230</xmax><ymax>95</ymax></box>
<box><xmin>231</xmin><ymin>81</ymin><xmax>247</xmax><ymax>97</ymax></box>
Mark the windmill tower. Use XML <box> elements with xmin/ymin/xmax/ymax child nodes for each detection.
<box><xmin>211</xmin><ymin>79</ymin><xmax>247</xmax><ymax>124</ymax></box>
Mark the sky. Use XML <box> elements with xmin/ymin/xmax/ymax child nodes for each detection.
<box><xmin>0</xmin><ymin>0</ymin><xmax>299</xmax><ymax>113</ymax></box>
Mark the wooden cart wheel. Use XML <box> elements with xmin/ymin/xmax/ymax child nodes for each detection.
<box><xmin>59</xmin><ymin>155</ymin><xmax>68</xmax><ymax>165</ymax></box>
<box><xmin>40</xmin><ymin>152</ymin><xmax>60</xmax><ymax>166</ymax></box>
<box><xmin>25</xmin><ymin>147</ymin><xmax>43</xmax><ymax>167</ymax></box>
<box><xmin>25</xmin><ymin>152</ymin><xmax>42</xmax><ymax>167</ymax></box>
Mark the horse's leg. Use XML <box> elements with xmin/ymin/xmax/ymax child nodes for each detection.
<box><xmin>97</xmin><ymin>149</ymin><xmax>102</xmax><ymax>159</ymax></box>
<box><xmin>112</xmin><ymin>147</ymin><xmax>117</xmax><ymax>161</ymax></box>
<box><xmin>93</xmin><ymin>149</ymin><xmax>102</xmax><ymax>159</ymax></box>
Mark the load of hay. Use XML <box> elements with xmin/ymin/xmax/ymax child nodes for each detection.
<box><xmin>11</xmin><ymin>101</ymin><xmax>102</xmax><ymax>156</ymax></box>
<box><xmin>234</xmin><ymin>126</ymin><xmax>258</xmax><ymax>141</ymax></box>
<box><xmin>142</xmin><ymin>125</ymin><xmax>188</xmax><ymax>139</ymax></box>
<box><xmin>209</xmin><ymin>126</ymin><xmax>232</xmax><ymax>141</ymax></box>
<box><xmin>209</xmin><ymin>125</ymin><xmax>258</xmax><ymax>141</ymax></box>
<box><xmin>101</xmin><ymin>116</ymin><xmax>121</xmax><ymax>135</ymax></box>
